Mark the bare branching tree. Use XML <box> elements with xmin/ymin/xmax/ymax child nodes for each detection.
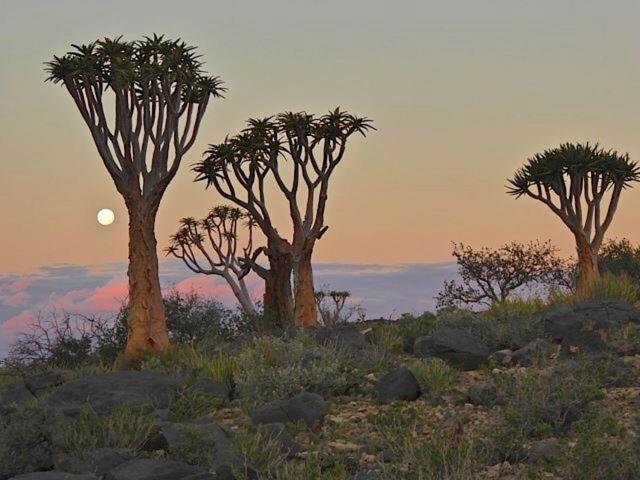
<box><xmin>46</xmin><ymin>35</ymin><xmax>224</xmax><ymax>358</ymax></box>
<box><xmin>436</xmin><ymin>240</ymin><xmax>570</xmax><ymax>310</ymax></box>
<box><xmin>508</xmin><ymin>143</ymin><xmax>639</xmax><ymax>291</ymax></box>
<box><xmin>314</xmin><ymin>289</ymin><xmax>360</xmax><ymax>326</ymax></box>
<box><xmin>193</xmin><ymin>109</ymin><xmax>373</xmax><ymax>326</ymax></box>
<box><xmin>166</xmin><ymin>206</ymin><xmax>259</xmax><ymax>317</ymax></box>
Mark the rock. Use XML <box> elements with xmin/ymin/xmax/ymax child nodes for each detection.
<box><xmin>527</xmin><ymin>438</ymin><xmax>560</xmax><ymax>463</ymax></box>
<box><xmin>466</xmin><ymin>382</ymin><xmax>498</xmax><ymax>406</ymax></box>
<box><xmin>43</xmin><ymin>371</ymin><xmax>182</xmax><ymax>416</ymax></box>
<box><xmin>250</xmin><ymin>392</ymin><xmax>326</xmax><ymax>427</ymax></box>
<box><xmin>187</xmin><ymin>377</ymin><xmax>232</xmax><ymax>400</ymax></box>
<box><xmin>104</xmin><ymin>459</ymin><xmax>215</xmax><ymax>480</ymax></box>
<box><xmin>511</xmin><ymin>339</ymin><xmax>554</xmax><ymax>366</ymax></box>
<box><xmin>0</xmin><ymin>381</ymin><xmax>34</xmax><ymax>417</ymax></box>
<box><xmin>259</xmin><ymin>423</ymin><xmax>300</xmax><ymax>458</ymax></box>
<box><xmin>8</xmin><ymin>473</ymin><xmax>99</xmax><ymax>480</ymax></box>
<box><xmin>53</xmin><ymin>448</ymin><xmax>133</xmax><ymax>476</ymax></box>
<box><xmin>314</xmin><ymin>328</ymin><xmax>368</xmax><ymax>352</ymax></box>
<box><xmin>609</xmin><ymin>339</ymin><xmax>638</xmax><ymax>356</ymax></box>
<box><xmin>414</xmin><ymin>329</ymin><xmax>490</xmax><ymax>370</ymax></box>
<box><xmin>560</xmin><ymin>330</ymin><xmax>607</xmax><ymax>356</ymax></box>
<box><xmin>489</xmin><ymin>349</ymin><xmax>513</xmax><ymax>365</ymax></box>
<box><xmin>148</xmin><ymin>418</ymin><xmax>243</xmax><ymax>476</ymax></box>
<box><xmin>542</xmin><ymin>300</ymin><xmax>640</xmax><ymax>341</ymax></box>
<box><xmin>375</xmin><ymin>368</ymin><xmax>421</xmax><ymax>403</ymax></box>
<box><xmin>25</xmin><ymin>371</ymin><xmax>71</xmax><ymax>397</ymax></box>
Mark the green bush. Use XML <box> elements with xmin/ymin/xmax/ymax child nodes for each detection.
<box><xmin>554</xmin><ymin>272</ymin><xmax>640</xmax><ymax>305</ymax></box>
<box><xmin>406</xmin><ymin>358</ymin><xmax>457</xmax><ymax>397</ymax></box>
<box><xmin>234</xmin><ymin>335</ymin><xmax>379</xmax><ymax>406</ymax></box>
<box><xmin>486</xmin><ymin>359</ymin><xmax>605</xmax><ymax>463</ymax></box>
<box><xmin>62</xmin><ymin>404</ymin><xmax>154</xmax><ymax>453</ymax></box>
<box><xmin>168</xmin><ymin>387</ymin><xmax>223</xmax><ymax>422</ymax></box>
<box><xmin>371</xmin><ymin>407</ymin><xmax>483</xmax><ymax>479</ymax></box>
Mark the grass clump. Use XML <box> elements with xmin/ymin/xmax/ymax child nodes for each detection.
<box><xmin>234</xmin><ymin>335</ymin><xmax>378</xmax><ymax>406</ymax></box>
<box><xmin>406</xmin><ymin>358</ymin><xmax>457</xmax><ymax>397</ymax></box>
<box><xmin>168</xmin><ymin>386</ymin><xmax>224</xmax><ymax>421</ymax></box>
<box><xmin>554</xmin><ymin>272</ymin><xmax>640</xmax><ymax>305</ymax></box>
<box><xmin>371</xmin><ymin>406</ymin><xmax>484</xmax><ymax>479</ymax></box>
<box><xmin>62</xmin><ymin>404</ymin><xmax>154</xmax><ymax>454</ymax></box>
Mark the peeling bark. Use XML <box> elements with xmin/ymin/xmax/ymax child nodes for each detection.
<box><xmin>575</xmin><ymin>233</ymin><xmax>599</xmax><ymax>292</ymax></box>
<box><xmin>123</xmin><ymin>199</ymin><xmax>169</xmax><ymax>358</ymax></box>
<box><xmin>293</xmin><ymin>247</ymin><xmax>317</xmax><ymax>327</ymax></box>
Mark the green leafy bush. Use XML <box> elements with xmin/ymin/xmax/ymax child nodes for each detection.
<box><xmin>234</xmin><ymin>335</ymin><xmax>378</xmax><ymax>405</ymax></box>
<box><xmin>62</xmin><ymin>404</ymin><xmax>154</xmax><ymax>453</ymax></box>
<box><xmin>406</xmin><ymin>358</ymin><xmax>457</xmax><ymax>397</ymax></box>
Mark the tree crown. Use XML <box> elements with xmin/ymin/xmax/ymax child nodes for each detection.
<box><xmin>46</xmin><ymin>34</ymin><xmax>225</xmax><ymax>101</ymax></box>
<box><xmin>508</xmin><ymin>142</ymin><xmax>639</xmax><ymax>197</ymax></box>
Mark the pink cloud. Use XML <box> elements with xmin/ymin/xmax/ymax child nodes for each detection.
<box><xmin>0</xmin><ymin>278</ymin><xmax>32</xmax><ymax>307</ymax></box>
<box><xmin>48</xmin><ymin>280</ymin><xmax>128</xmax><ymax>313</ymax></box>
<box><xmin>171</xmin><ymin>274</ymin><xmax>264</xmax><ymax>305</ymax></box>
<box><xmin>0</xmin><ymin>310</ymin><xmax>37</xmax><ymax>346</ymax></box>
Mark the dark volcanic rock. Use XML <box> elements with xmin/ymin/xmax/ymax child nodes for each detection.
<box><xmin>259</xmin><ymin>422</ymin><xmax>300</xmax><ymax>458</ymax></box>
<box><xmin>149</xmin><ymin>418</ymin><xmax>243</xmax><ymax>476</ymax></box>
<box><xmin>25</xmin><ymin>370</ymin><xmax>71</xmax><ymax>397</ymax></box>
<box><xmin>53</xmin><ymin>448</ymin><xmax>133</xmax><ymax>476</ymax></box>
<box><xmin>43</xmin><ymin>371</ymin><xmax>182</xmax><ymax>416</ymax></box>
<box><xmin>314</xmin><ymin>328</ymin><xmax>368</xmax><ymax>352</ymax></box>
<box><xmin>9</xmin><ymin>473</ymin><xmax>99</xmax><ymax>480</ymax></box>
<box><xmin>375</xmin><ymin>367</ymin><xmax>421</xmax><ymax>403</ymax></box>
<box><xmin>511</xmin><ymin>339</ymin><xmax>555</xmax><ymax>366</ymax></box>
<box><xmin>0</xmin><ymin>381</ymin><xmax>34</xmax><ymax>417</ymax></box>
<box><xmin>414</xmin><ymin>329</ymin><xmax>490</xmax><ymax>370</ymax></box>
<box><xmin>250</xmin><ymin>392</ymin><xmax>326</xmax><ymax>427</ymax></box>
<box><xmin>541</xmin><ymin>300</ymin><xmax>640</xmax><ymax>341</ymax></box>
<box><xmin>104</xmin><ymin>459</ymin><xmax>215</xmax><ymax>480</ymax></box>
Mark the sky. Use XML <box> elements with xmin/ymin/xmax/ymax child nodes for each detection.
<box><xmin>0</xmin><ymin>1</ymin><xmax>639</xmax><ymax>353</ymax></box>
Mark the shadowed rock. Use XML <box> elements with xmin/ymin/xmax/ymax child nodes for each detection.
<box><xmin>375</xmin><ymin>367</ymin><xmax>421</xmax><ymax>403</ymax></box>
<box><xmin>250</xmin><ymin>392</ymin><xmax>326</xmax><ymax>427</ymax></box>
<box><xmin>414</xmin><ymin>329</ymin><xmax>489</xmax><ymax>370</ymax></box>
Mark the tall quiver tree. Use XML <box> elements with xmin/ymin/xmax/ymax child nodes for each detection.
<box><xmin>194</xmin><ymin>109</ymin><xmax>373</xmax><ymax>326</ymax></box>
<box><xmin>46</xmin><ymin>36</ymin><xmax>224</xmax><ymax>358</ymax></box>
<box><xmin>508</xmin><ymin>143</ymin><xmax>639</xmax><ymax>291</ymax></box>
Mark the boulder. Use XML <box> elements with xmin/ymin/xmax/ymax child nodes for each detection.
<box><xmin>542</xmin><ymin>300</ymin><xmax>639</xmax><ymax>341</ymax></box>
<box><xmin>9</xmin><ymin>473</ymin><xmax>98</xmax><ymax>480</ymax></box>
<box><xmin>375</xmin><ymin>368</ymin><xmax>421</xmax><ymax>403</ymax></box>
<box><xmin>187</xmin><ymin>377</ymin><xmax>232</xmax><ymax>400</ymax></box>
<box><xmin>0</xmin><ymin>381</ymin><xmax>34</xmax><ymax>417</ymax></box>
<box><xmin>53</xmin><ymin>448</ymin><xmax>132</xmax><ymax>476</ymax></box>
<box><xmin>414</xmin><ymin>329</ymin><xmax>490</xmax><ymax>370</ymax></box>
<box><xmin>148</xmin><ymin>418</ymin><xmax>243</xmax><ymax>476</ymax></box>
<box><xmin>527</xmin><ymin>437</ymin><xmax>560</xmax><ymax>464</ymax></box>
<box><xmin>314</xmin><ymin>328</ymin><xmax>368</xmax><ymax>352</ymax></box>
<box><xmin>250</xmin><ymin>392</ymin><xmax>326</xmax><ymax>427</ymax></box>
<box><xmin>259</xmin><ymin>423</ymin><xmax>300</xmax><ymax>458</ymax></box>
<box><xmin>489</xmin><ymin>349</ymin><xmax>513</xmax><ymax>365</ymax></box>
<box><xmin>25</xmin><ymin>371</ymin><xmax>71</xmax><ymax>397</ymax></box>
<box><xmin>560</xmin><ymin>330</ymin><xmax>607</xmax><ymax>356</ymax></box>
<box><xmin>511</xmin><ymin>339</ymin><xmax>555</xmax><ymax>366</ymax></box>
<box><xmin>104</xmin><ymin>459</ymin><xmax>215</xmax><ymax>480</ymax></box>
<box><xmin>43</xmin><ymin>371</ymin><xmax>182</xmax><ymax>416</ymax></box>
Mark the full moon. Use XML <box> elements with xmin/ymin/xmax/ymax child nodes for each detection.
<box><xmin>97</xmin><ymin>208</ymin><xmax>115</xmax><ymax>226</ymax></box>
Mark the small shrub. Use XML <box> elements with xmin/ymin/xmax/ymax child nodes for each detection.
<box><xmin>234</xmin><ymin>335</ymin><xmax>379</xmax><ymax>406</ymax></box>
<box><xmin>486</xmin><ymin>359</ymin><xmax>605</xmax><ymax>463</ymax></box>
<box><xmin>232</xmin><ymin>429</ymin><xmax>288</xmax><ymax>477</ymax></box>
<box><xmin>554</xmin><ymin>272</ymin><xmax>640</xmax><ymax>305</ymax></box>
<box><xmin>62</xmin><ymin>404</ymin><xmax>154</xmax><ymax>453</ymax></box>
<box><xmin>406</xmin><ymin>358</ymin><xmax>457</xmax><ymax>397</ymax></box>
<box><xmin>371</xmin><ymin>407</ymin><xmax>484</xmax><ymax>479</ymax></box>
<box><xmin>168</xmin><ymin>387</ymin><xmax>223</xmax><ymax>422</ymax></box>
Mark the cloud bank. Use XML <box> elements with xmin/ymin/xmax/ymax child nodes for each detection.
<box><xmin>0</xmin><ymin>260</ymin><xmax>457</xmax><ymax>357</ymax></box>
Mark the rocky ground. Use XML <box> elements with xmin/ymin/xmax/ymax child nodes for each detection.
<box><xmin>1</xmin><ymin>299</ymin><xmax>639</xmax><ymax>479</ymax></box>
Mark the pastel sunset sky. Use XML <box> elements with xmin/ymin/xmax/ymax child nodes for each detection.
<box><xmin>1</xmin><ymin>0</ymin><xmax>639</xmax><ymax>352</ymax></box>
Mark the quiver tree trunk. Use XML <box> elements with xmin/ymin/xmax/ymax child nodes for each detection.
<box><xmin>575</xmin><ymin>233</ymin><xmax>599</xmax><ymax>292</ymax></box>
<box><xmin>124</xmin><ymin>199</ymin><xmax>169</xmax><ymax>358</ymax></box>
<box><xmin>293</xmin><ymin>247</ymin><xmax>318</xmax><ymax>327</ymax></box>
<box><xmin>263</xmin><ymin>247</ymin><xmax>294</xmax><ymax>325</ymax></box>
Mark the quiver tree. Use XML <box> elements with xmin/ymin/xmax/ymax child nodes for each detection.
<box><xmin>436</xmin><ymin>240</ymin><xmax>571</xmax><ymax>310</ymax></box>
<box><xmin>46</xmin><ymin>35</ymin><xmax>224</xmax><ymax>358</ymax></box>
<box><xmin>193</xmin><ymin>109</ymin><xmax>374</xmax><ymax>326</ymax></box>
<box><xmin>508</xmin><ymin>143</ymin><xmax>639</xmax><ymax>291</ymax></box>
<box><xmin>166</xmin><ymin>206</ymin><xmax>259</xmax><ymax>317</ymax></box>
